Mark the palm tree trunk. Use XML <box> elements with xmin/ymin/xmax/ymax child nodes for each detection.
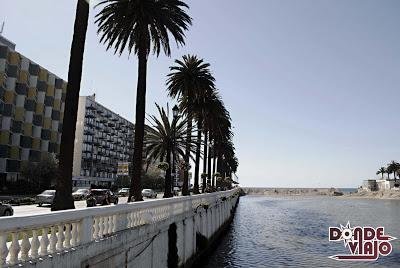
<box><xmin>193</xmin><ymin>118</ymin><xmax>202</xmax><ymax>194</ymax></box>
<box><xmin>212</xmin><ymin>151</ymin><xmax>216</xmax><ymax>189</ymax></box>
<box><xmin>163</xmin><ymin>149</ymin><xmax>172</xmax><ymax>198</ymax></box>
<box><xmin>128</xmin><ymin>47</ymin><xmax>147</xmax><ymax>202</ymax></box>
<box><xmin>182</xmin><ymin>107</ymin><xmax>192</xmax><ymax>196</ymax></box>
<box><xmin>52</xmin><ymin>0</ymin><xmax>89</xmax><ymax>211</ymax></box>
<box><xmin>202</xmin><ymin>130</ymin><xmax>208</xmax><ymax>193</ymax></box>
<box><xmin>207</xmin><ymin>135</ymin><xmax>212</xmax><ymax>191</ymax></box>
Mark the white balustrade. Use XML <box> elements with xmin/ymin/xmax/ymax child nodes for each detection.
<box><xmin>0</xmin><ymin>189</ymin><xmax>238</xmax><ymax>266</ymax></box>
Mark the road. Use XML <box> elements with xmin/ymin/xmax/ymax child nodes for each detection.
<box><xmin>11</xmin><ymin>194</ymin><xmax>163</xmax><ymax>217</ymax></box>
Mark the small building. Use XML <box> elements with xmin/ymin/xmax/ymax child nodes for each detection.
<box><xmin>376</xmin><ymin>179</ymin><xmax>397</xmax><ymax>191</ymax></box>
<box><xmin>362</xmin><ymin>180</ymin><xmax>377</xmax><ymax>191</ymax></box>
<box><xmin>362</xmin><ymin>179</ymin><xmax>399</xmax><ymax>191</ymax></box>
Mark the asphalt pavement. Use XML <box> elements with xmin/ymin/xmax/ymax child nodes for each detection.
<box><xmin>10</xmin><ymin>194</ymin><xmax>163</xmax><ymax>216</ymax></box>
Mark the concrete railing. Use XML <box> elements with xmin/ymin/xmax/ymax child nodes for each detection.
<box><xmin>0</xmin><ymin>189</ymin><xmax>239</xmax><ymax>267</ymax></box>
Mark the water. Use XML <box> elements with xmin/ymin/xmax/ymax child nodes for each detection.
<box><xmin>201</xmin><ymin>195</ymin><xmax>400</xmax><ymax>267</ymax></box>
<box><xmin>339</xmin><ymin>188</ymin><xmax>358</xmax><ymax>194</ymax></box>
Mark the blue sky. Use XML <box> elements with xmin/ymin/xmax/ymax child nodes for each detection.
<box><xmin>2</xmin><ymin>0</ymin><xmax>400</xmax><ymax>187</ymax></box>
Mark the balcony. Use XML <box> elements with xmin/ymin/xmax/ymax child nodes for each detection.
<box><xmin>84</xmin><ymin>129</ymin><xmax>94</xmax><ymax>135</ymax></box>
<box><xmin>86</xmin><ymin>105</ymin><xmax>96</xmax><ymax>111</ymax></box>
<box><xmin>85</xmin><ymin>112</ymin><xmax>96</xmax><ymax>119</ymax></box>
<box><xmin>83</xmin><ymin>139</ymin><xmax>93</xmax><ymax>144</ymax></box>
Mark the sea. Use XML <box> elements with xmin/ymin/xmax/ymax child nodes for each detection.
<box><xmin>200</xmin><ymin>195</ymin><xmax>400</xmax><ymax>267</ymax></box>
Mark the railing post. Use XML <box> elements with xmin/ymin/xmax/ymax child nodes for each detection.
<box><xmin>80</xmin><ymin>216</ymin><xmax>93</xmax><ymax>244</ymax></box>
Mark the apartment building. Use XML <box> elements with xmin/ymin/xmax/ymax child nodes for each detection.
<box><xmin>0</xmin><ymin>35</ymin><xmax>67</xmax><ymax>184</ymax></box>
<box><xmin>72</xmin><ymin>95</ymin><xmax>134</xmax><ymax>188</ymax></box>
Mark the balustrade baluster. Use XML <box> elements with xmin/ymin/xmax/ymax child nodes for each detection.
<box><xmin>9</xmin><ymin>232</ymin><xmax>20</xmax><ymax>265</ymax></box>
<box><xmin>108</xmin><ymin>216</ymin><xmax>113</xmax><ymax>234</ymax></box>
<box><xmin>112</xmin><ymin>215</ymin><xmax>117</xmax><ymax>233</ymax></box>
<box><xmin>64</xmin><ymin>224</ymin><xmax>71</xmax><ymax>248</ymax></box>
<box><xmin>77</xmin><ymin>222</ymin><xmax>82</xmax><ymax>244</ymax></box>
<box><xmin>98</xmin><ymin>217</ymin><xmax>104</xmax><ymax>238</ymax></box>
<box><xmin>0</xmin><ymin>232</ymin><xmax>8</xmax><ymax>265</ymax></box>
<box><xmin>93</xmin><ymin>218</ymin><xmax>100</xmax><ymax>239</ymax></box>
<box><xmin>49</xmin><ymin>226</ymin><xmax>57</xmax><ymax>253</ymax></box>
<box><xmin>103</xmin><ymin>217</ymin><xmax>108</xmax><ymax>235</ymax></box>
<box><xmin>71</xmin><ymin>223</ymin><xmax>78</xmax><ymax>246</ymax></box>
<box><xmin>20</xmin><ymin>232</ymin><xmax>30</xmax><ymax>262</ymax></box>
<box><xmin>57</xmin><ymin>224</ymin><xmax>65</xmax><ymax>250</ymax></box>
<box><xmin>132</xmin><ymin>212</ymin><xmax>137</xmax><ymax>227</ymax></box>
<box><xmin>127</xmin><ymin>212</ymin><xmax>132</xmax><ymax>228</ymax></box>
<box><xmin>40</xmin><ymin>227</ymin><xmax>49</xmax><ymax>256</ymax></box>
<box><xmin>31</xmin><ymin>229</ymin><xmax>40</xmax><ymax>259</ymax></box>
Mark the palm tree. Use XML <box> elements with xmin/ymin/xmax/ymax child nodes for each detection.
<box><xmin>145</xmin><ymin>104</ymin><xmax>195</xmax><ymax>198</ymax></box>
<box><xmin>199</xmin><ymin>90</ymin><xmax>219</xmax><ymax>192</ymax></box>
<box><xmin>201</xmin><ymin>93</ymin><xmax>232</xmax><ymax>190</ymax></box>
<box><xmin>179</xmin><ymin>88</ymin><xmax>218</xmax><ymax>194</ymax></box>
<box><xmin>95</xmin><ymin>0</ymin><xmax>191</xmax><ymax>202</ymax></box>
<box><xmin>387</xmin><ymin>161</ymin><xmax>400</xmax><ymax>181</ymax></box>
<box><xmin>52</xmin><ymin>0</ymin><xmax>89</xmax><ymax>211</ymax></box>
<box><xmin>166</xmin><ymin>55</ymin><xmax>216</xmax><ymax>195</ymax></box>
<box><xmin>376</xmin><ymin>167</ymin><xmax>386</xmax><ymax>179</ymax></box>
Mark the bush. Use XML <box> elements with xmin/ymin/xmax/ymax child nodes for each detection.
<box><xmin>18</xmin><ymin>155</ymin><xmax>58</xmax><ymax>194</ymax></box>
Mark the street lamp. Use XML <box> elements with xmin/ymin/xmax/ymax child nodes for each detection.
<box><xmin>172</xmin><ymin>105</ymin><xmax>179</xmax><ymax>118</ymax></box>
<box><xmin>172</xmin><ymin>105</ymin><xmax>179</xmax><ymax>194</ymax></box>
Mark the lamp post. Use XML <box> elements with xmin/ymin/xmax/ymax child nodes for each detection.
<box><xmin>172</xmin><ymin>105</ymin><xmax>179</xmax><ymax>195</ymax></box>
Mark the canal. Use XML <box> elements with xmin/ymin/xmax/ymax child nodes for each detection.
<box><xmin>201</xmin><ymin>195</ymin><xmax>400</xmax><ymax>267</ymax></box>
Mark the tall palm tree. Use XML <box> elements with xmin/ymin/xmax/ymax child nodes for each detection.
<box><xmin>387</xmin><ymin>161</ymin><xmax>400</xmax><ymax>181</ymax></box>
<box><xmin>145</xmin><ymin>104</ymin><xmax>195</xmax><ymax>197</ymax></box>
<box><xmin>52</xmin><ymin>0</ymin><xmax>89</xmax><ymax>211</ymax></box>
<box><xmin>179</xmin><ymin>88</ymin><xmax>218</xmax><ymax>194</ymax></box>
<box><xmin>166</xmin><ymin>55</ymin><xmax>216</xmax><ymax>195</ymax></box>
<box><xmin>202</xmin><ymin>93</ymin><xmax>231</xmax><ymax>190</ymax></box>
<box><xmin>376</xmin><ymin>167</ymin><xmax>386</xmax><ymax>179</ymax></box>
<box><xmin>95</xmin><ymin>0</ymin><xmax>191</xmax><ymax>202</ymax></box>
<box><xmin>199</xmin><ymin>92</ymin><xmax>215</xmax><ymax>193</ymax></box>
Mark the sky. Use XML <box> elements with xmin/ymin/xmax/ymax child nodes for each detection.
<box><xmin>2</xmin><ymin>0</ymin><xmax>400</xmax><ymax>188</ymax></box>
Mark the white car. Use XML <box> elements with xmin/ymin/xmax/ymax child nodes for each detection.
<box><xmin>118</xmin><ymin>188</ymin><xmax>130</xmax><ymax>197</ymax></box>
<box><xmin>141</xmin><ymin>189</ymin><xmax>157</xmax><ymax>198</ymax></box>
<box><xmin>35</xmin><ymin>190</ymin><xmax>56</xmax><ymax>206</ymax></box>
<box><xmin>72</xmin><ymin>189</ymin><xmax>90</xmax><ymax>200</ymax></box>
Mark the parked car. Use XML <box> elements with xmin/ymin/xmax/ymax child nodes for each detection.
<box><xmin>35</xmin><ymin>190</ymin><xmax>56</xmax><ymax>206</ymax></box>
<box><xmin>0</xmin><ymin>203</ymin><xmax>13</xmax><ymax>216</ymax></box>
<box><xmin>72</xmin><ymin>189</ymin><xmax>90</xmax><ymax>200</ymax></box>
<box><xmin>118</xmin><ymin>188</ymin><xmax>130</xmax><ymax>197</ymax></box>
<box><xmin>89</xmin><ymin>189</ymin><xmax>118</xmax><ymax>205</ymax></box>
<box><xmin>142</xmin><ymin>189</ymin><xmax>157</xmax><ymax>199</ymax></box>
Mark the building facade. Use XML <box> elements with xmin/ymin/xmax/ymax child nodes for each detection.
<box><xmin>362</xmin><ymin>179</ymin><xmax>399</xmax><ymax>191</ymax></box>
<box><xmin>0</xmin><ymin>35</ymin><xmax>67</xmax><ymax>184</ymax></box>
<box><xmin>72</xmin><ymin>95</ymin><xmax>134</xmax><ymax>188</ymax></box>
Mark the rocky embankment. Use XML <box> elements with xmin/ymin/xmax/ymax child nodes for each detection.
<box><xmin>344</xmin><ymin>190</ymin><xmax>400</xmax><ymax>200</ymax></box>
<box><xmin>241</xmin><ymin>187</ymin><xmax>338</xmax><ymax>196</ymax></box>
<box><xmin>241</xmin><ymin>187</ymin><xmax>400</xmax><ymax>200</ymax></box>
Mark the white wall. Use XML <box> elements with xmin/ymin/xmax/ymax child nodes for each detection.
<box><xmin>5</xmin><ymin>191</ymin><xmax>239</xmax><ymax>268</ymax></box>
